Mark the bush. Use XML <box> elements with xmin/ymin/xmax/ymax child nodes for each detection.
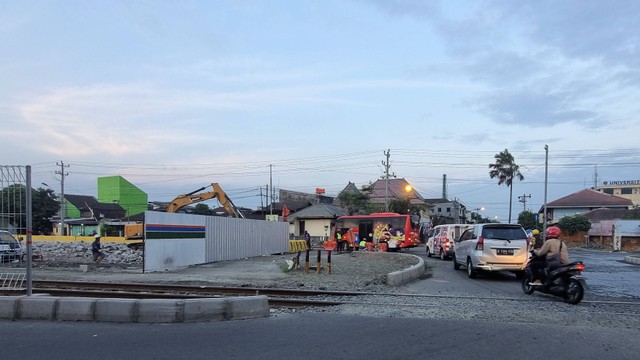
<box><xmin>557</xmin><ymin>215</ymin><xmax>591</xmax><ymax>235</ymax></box>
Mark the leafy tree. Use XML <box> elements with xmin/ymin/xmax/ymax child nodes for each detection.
<box><xmin>0</xmin><ymin>185</ymin><xmax>58</xmax><ymax>235</ymax></box>
<box><xmin>623</xmin><ymin>208</ymin><xmax>640</xmax><ymax>219</ymax></box>
<box><xmin>32</xmin><ymin>187</ymin><xmax>60</xmax><ymax>234</ymax></box>
<box><xmin>191</xmin><ymin>203</ymin><xmax>213</xmax><ymax>216</ymax></box>
<box><xmin>489</xmin><ymin>149</ymin><xmax>524</xmax><ymax>223</ymax></box>
<box><xmin>388</xmin><ymin>197</ymin><xmax>411</xmax><ymax>214</ymax></box>
<box><xmin>557</xmin><ymin>215</ymin><xmax>591</xmax><ymax>235</ymax></box>
<box><xmin>336</xmin><ymin>191</ymin><xmax>371</xmax><ymax>215</ymax></box>
<box><xmin>517</xmin><ymin>210</ymin><xmax>538</xmax><ymax>231</ymax></box>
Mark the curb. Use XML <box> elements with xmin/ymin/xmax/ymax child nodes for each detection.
<box><xmin>387</xmin><ymin>254</ymin><xmax>425</xmax><ymax>286</ymax></box>
<box><xmin>0</xmin><ymin>295</ymin><xmax>270</xmax><ymax>323</ymax></box>
<box><xmin>624</xmin><ymin>256</ymin><xmax>640</xmax><ymax>266</ymax></box>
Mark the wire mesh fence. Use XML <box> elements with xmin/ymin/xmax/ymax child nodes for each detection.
<box><xmin>0</xmin><ymin>165</ymin><xmax>30</xmax><ymax>291</ymax></box>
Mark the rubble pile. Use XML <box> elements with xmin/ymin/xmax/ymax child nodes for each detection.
<box><xmin>32</xmin><ymin>241</ymin><xmax>143</xmax><ymax>267</ymax></box>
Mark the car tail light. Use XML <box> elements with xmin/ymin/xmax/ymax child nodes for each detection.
<box><xmin>476</xmin><ymin>236</ymin><xmax>484</xmax><ymax>251</ymax></box>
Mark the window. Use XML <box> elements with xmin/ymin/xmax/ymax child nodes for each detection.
<box><xmin>437</xmin><ymin>207</ymin><xmax>442</xmax><ymax>213</ymax></box>
<box><xmin>460</xmin><ymin>229</ymin><xmax>475</xmax><ymax>241</ymax></box>
<box><xmin>621</xmin><ymin>187</ymin><xmax>633</xmax><ymax>195</ymax></box>
<box><xmin>446</xmin><ymin>207</ymin><xmax>451</xmax><ymax>212</ymax></box>
<box><xmin>602</xmin><ymin>188</ymin><xmax>614</xmax><ymax>195</ymax></box>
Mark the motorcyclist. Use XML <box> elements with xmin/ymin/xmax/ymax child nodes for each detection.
<box><xmin>528</xmin><ymin>226</ymin><xmax>569</xmax><ymax>285</ymax></box>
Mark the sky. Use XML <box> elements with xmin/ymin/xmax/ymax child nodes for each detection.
<box><xmin>2</xmin><ymin>0</ymin><xmax>639</xmax><ymax>222</ymax></box>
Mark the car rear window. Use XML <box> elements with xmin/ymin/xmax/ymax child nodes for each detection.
<box><xmin>481</xmin><ymin>226</ymin><xmax>526</xmax><ymax>241</ymax></box>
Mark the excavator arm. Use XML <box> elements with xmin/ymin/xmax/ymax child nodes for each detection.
<box><xmin>166</xmin><ymin>183</ymin><xmax>245</xmax><ymax>218</ymax></box>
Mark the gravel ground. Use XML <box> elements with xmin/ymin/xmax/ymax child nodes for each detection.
<box><xmin>11</xmin><ymin>242</ymin><xmax>640</xmax><ymax>330</ymax></box>
<box><xmin>22</xmin><ymin>242</ymin><xmax>420</xmax><ymax>293</ymax></box>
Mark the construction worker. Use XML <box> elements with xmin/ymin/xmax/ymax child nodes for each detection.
<box><xmin>91</xmin><ymin>233</ymin><xmax>105</xmax><ymax>264</ymax></box>
<box><xmin>336</xmin><ymin>228</ymin><xmax>343</xmax><ymax>253</ymax></box>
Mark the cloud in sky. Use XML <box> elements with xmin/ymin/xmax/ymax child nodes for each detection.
<box><xmin>1</xmin><ymin>0</ymin><xmax>639</xmax><ymax>220</ymax></box>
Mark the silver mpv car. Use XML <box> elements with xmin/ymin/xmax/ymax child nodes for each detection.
<box><xmin>453</xmin><ymin>224</ymin><xmax>529</xmax><ymax>279</ymax></box>
<box><xmin>0</xmin><ymin>230</ymin><xmax>23</xmax><ymax>263</ymax></box>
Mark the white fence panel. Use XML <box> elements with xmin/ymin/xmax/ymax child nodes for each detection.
<box><xmin>144</xmin><ymin>212</ymin><xmax>288</xmax><ymax>272</ymax></box>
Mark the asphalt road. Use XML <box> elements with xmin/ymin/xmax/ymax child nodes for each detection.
<box><xmin>3</xmin><ymin>245</ymin><xmax>640</xmax><ymax>360</ymax></box>
<box><xmin>401</xmin><ymin>246</ymin><xmax>640</xmax><ymax>300</ymax></box>
<box><xmin>3</xmin><ymin>312</ymin><xmax>639</xmax><ymax>360</ymax></box>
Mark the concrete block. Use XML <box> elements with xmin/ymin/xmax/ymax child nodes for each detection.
<box><xmin>183</xmin><ymin>298</ymin><xmax>226</xmax><ymax>322</ymax></box>
<box><xmin>226</xmin><ymin>296</ymin><xmax>269</xmax><ymax>320</ymax></box>
<box><xmin>18</xmin><ymin>296</ymin><xmax>57</xmax><ymax>320</ymax></box>
<box><xmin>0</xmin><ymin>296</ymin><xmax>19</xmax><ymax>320</ymax></box>
<box><xmin>94</xmin><ymin>298</ymin><xmax>136</xmax><ymax>322</ymax></box>
<box><xmin>387</xmin><ymin>271</ymin><xmax>402</xmax><ymax>286</ymax></box>
<box><xmin>624</xmin><ymin>256</ymin><xmax>640</xmax><ymax>265</ymax></box>
<box><xmin>57</xmin><ymin>297</ymin><xmax>96</xmax><ymax>321</ymax></box>
<box><xmin>137</xmin><ymin>299</ymin><xmax>183</xmax><ymax>323</ymax></box>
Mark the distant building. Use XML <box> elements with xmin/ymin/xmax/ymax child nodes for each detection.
<box><xmin>595</xmin><ymin>179</ymin><xmax>640</xmax><ymax>206</ymax></box>
<box><xmin>98</xmin><ymin>176</ymin><xmax>148</xmax><ymax>216</ymax></box>
<box><xmin>367</xmin><ymin>178</ymin><xmax>427</xmax><ymax>207</ymax></box>
<box><xmin>541</xmin><ymin>188</ymin><xmax>633</xmax><ymax>221</ymax></box>
<box><xmin>287</xmin><ymin>203</ymin><xmax>348</xmax><ymax>238</ymax></box>
<box><xmin>424</xmin><ymin>198</ymin><xmax>468</xmax><ymax>225</ymax></box>
<box><xmin>53</xmin><ymin>194</ymin><xmax>126</xmax><ymax>236</ymax></box>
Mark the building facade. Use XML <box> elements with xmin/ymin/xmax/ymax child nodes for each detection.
<box><xmin>98</xmin><ymin>176</ymin><xmax>148</xmax><ymax>216</ymax></box>
<box><xmin>596</xmin><ymin>179</ymin><xmax>640</xmax><ymax>206</ymax></box>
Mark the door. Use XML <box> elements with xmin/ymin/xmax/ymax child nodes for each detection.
<box><xmin>299</xmin><ymin>221</ymin><xmax>306</xmax><ymax>236</ymax></box>
<box><xmin>455</xmin><ymin>226</ymin><xmax>475</xmax><ymax>264</ymax></box>
<box><xmin>359</xmin><ymin>221</ymin><xmax>374</xmax><ymax>243</ymax></box>
<box><xmin>428</xmin><ymin>227</ymin><xmax>440</xmax><ymax>255</ymax></box>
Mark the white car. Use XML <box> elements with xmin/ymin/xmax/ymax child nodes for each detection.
<box><xmin>453</xmin><ymin>224</ymin><xmax>529</xmax><ymax>279</ymax></box>
<box><xmin>426</xmin><ymin>224</ymin><xmax>469</xmax><ymax>260</ymax></box>
<box><xmin>0</xmin><ymin>230</ymin><xmax>23</xmax><ymax>262</ymax></box>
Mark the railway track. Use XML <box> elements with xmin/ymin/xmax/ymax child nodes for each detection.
<box><xmin>18</xmin><ymin>280</ymin><xmax>364</xmax><ymax>308</ymax></box>
<box><xmin>3</xmin><ymin>280</ymin><xmax>640</xmax><ymax>312</ymax></box>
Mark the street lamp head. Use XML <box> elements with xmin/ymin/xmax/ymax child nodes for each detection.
<box><xmin>404</xmin><ymin>184</ymin><xmax>413</xmax><ymax>192</ymax></box>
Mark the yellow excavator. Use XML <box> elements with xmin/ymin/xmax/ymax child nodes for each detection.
<box><xmin>124</xmin><ymin>183</ymin><xmax>244</xmax><ymax>248</ymax></box>
<box><xmin>165</xmin><ymin>183</ymin><xmax>245</xmax><ymax>217</ymax></box>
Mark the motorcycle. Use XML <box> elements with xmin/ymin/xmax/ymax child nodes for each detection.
<box><xmin>521</xmin><ymin>251</ymin><xmax>587</xmax><ymax>304</ymax></box>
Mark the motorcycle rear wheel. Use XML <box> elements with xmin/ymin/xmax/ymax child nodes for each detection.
<box><xmin>521</xmin><ymin>272</ymin><xmax>535</xmax><ymax>295</ymax></box>
<box><xmin>564</xmin><ymin>278</ymin><xmax>584</xmax><ymax>305</ymax></box>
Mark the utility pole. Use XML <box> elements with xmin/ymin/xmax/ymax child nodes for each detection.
<box><xmin>543</xmin><ymin>145</ymin><xmax>549</xmax><ymax>241</ymax></box>
<box><xmin>259</xmin><ymin>186</ymin><xmax>264</xmax><ymax>208</ymax></box>
<box><xmin>55</xmin><ymin>161</ymin><xmax>69</xmax><ymax>236</ymax></box>
<box><xmin>269</xmin><ymin>164</ymin><xmax>273</xmax><ymax>215</ymax></box>
<box><xmin>382</xmin><ymin>149</ymin><xmax>395</xmax><ymax>212</ymax></box>
<box><xmin>518</xmin><ymin>194</ymin><xmax>531</xmax><ymax>212</ymax></box>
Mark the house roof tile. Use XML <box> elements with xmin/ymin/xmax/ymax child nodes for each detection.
<box><xmin>368</xmin><ymin>178</ymin><xmax>426</xmax><ymax>205</ymax></box>
<box><xmin>287</xmin><ymin>204</ymin><xmax>347</xmax><ymax>221</ymax></box>
<box><xmin>546</xmin><ymin>189</ymin><xmax>633</xmax><ymax>208</ymax></box>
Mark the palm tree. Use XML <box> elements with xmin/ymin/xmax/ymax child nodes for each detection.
<box><xmin>489</xmin><ymin>149</ymin><xmax>524</xmax><ymax>223</ymax></box>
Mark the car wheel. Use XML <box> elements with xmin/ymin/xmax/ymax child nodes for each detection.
<box><xmin>466</xmin><ymin>258</ymin><xmax>477</xmax><ymax>278</ymax></box>
<box><xmin>439</xmin><ymin>248</ymin><xmax>446</xmax><ymax>261</ymax></box>
<box><xmin>453</xmin><ymin>254</ymin><xmax>460</xmax><ymax>270</ymax></box>
<box><xmin>426</xmin><ymin>246</ymin><xmax>431</xmax><ymax>257</ymax></box>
